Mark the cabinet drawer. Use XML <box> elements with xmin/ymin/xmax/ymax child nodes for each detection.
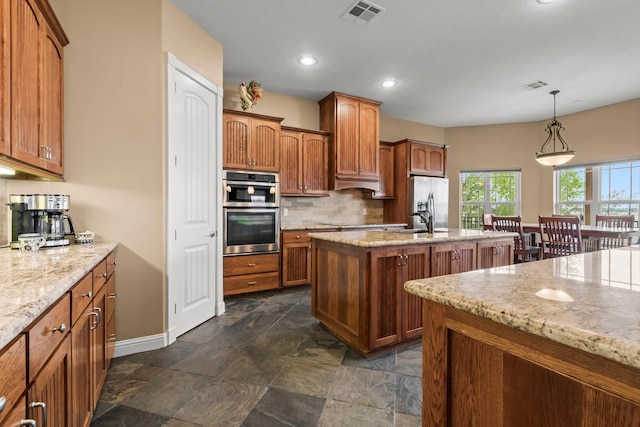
<box><xmin>106</xmin><ymin>251</ymin><xmax>117</xmax><ymax>279</ymax></box>
<box><xmin>224</xmin><ymin>271</ymin><xmax>280</xmax><ymax>295</ymax></box>
<box><xmin>93</xmin><ymin>258</ymin><xmax>108</xmax><ymax>293</ymax></box>
<box><xmin>0</xmin><ymin>336</ymin><xmax>26</xmax><ymax>425</ymax></box>
<box><xmin>282</xmin><ymin>231</ymin><xmax>311</xmax><ymax>243</ymax></box>
<box><xmin>223</xmin><ymin>253</ymin><xmax>279</xmax><ymax>276</ymax></box>
<box><xmin>70</xmin><ymin>273</ymin><xmax>93</xmax><ymax>326</ymax></box>
<box><xmin>28</xmin><ymin>293</ymin><xmax>71</xmax><ymax>382</ymax></box>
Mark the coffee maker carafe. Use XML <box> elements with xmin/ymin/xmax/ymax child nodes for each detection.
<box><xmin>9</xmin><ymin>194</ymin><xmax>75</xmax><ymax>249</ymax></box>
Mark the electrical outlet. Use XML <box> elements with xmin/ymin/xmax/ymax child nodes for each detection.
<box><xmin>283</xmin><ymin>208</ymin><xmax>288</xmax><ymax>217</ymax></box>
<box><xmin>362</xmin><ymin>208</ymin><xmax>368</xmax><ymax>216</ymax></box>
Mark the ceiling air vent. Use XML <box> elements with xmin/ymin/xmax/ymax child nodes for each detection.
<box><xmin>522</xmin><ymin>80</ymin><xmax>549</xmax><ymax>90</ymax></box>
<box><xmin>341</xmin><ymin>0</ymin><xmax>385</xmax><ymax>25</ymax></box>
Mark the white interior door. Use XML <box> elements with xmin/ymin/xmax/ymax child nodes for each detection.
<box><xmin>167</xmin><ymin>53</ymin><xmax>224</xmax><ymax>343</ymax></box>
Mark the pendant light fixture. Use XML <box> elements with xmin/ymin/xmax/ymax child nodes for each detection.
<box><xmin>535</xmin><ymin>90</ymin><xmax>575</xmax><ymax>166</ymax></box>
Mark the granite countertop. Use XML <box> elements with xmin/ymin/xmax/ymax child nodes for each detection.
<box><xmin>404</xmin><ymin>246</ymin><xmax>640</xmax><ymax>369</ymax></box>
<box><xmin>0</xmin><ymin>242</ymin><xmax>118</xmax><ymax>349</ymax></box>
<box><xmin>308</xmin><ymin>228</ymin><xmax>517</xmax><ymax>248</ymax></box>
<box><xmin>281</xmin><ymin>223</ymin><xmax>407</xmax><ymax>231</ymax></box>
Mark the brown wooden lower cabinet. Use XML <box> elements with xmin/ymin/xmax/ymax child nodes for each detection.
<box><xmin>223</xmin><ymin>253</ymin><xmax>280</xmax><ymax>295</ymax></box>
<box><xmin>477</xmin><ymin>237</ymin><xmax>514</xmax><ymax>268</ymax></box>
<box><xmin>28</xmin><ymin>334</ymin><xmax>72</xmax><ymax>427</ymax></box>
<box><xmin>0</xmin><ymin>249</ymin><xmax>117</xmax><ymax>427</ymax></box>
<box><xmin>423</xmin><ymin>300</ymin><xmax>640</xmax><ymax>426</ymax></box>
<box><xmin>281</xmin><ymin>231</ymin><xmax>312</xmax><ymax>286</ymax></box>
<box><xmin>312</xmin><ymin>237</ymin><xmax>514</xmax><ymax>356</ymax></box>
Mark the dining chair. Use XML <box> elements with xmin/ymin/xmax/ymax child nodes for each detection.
<box><xmin>491</xmin><ymin>215</ymin><xmax>542</xmax><ymax>263</ymax></box>
<box><xmin>539</xmin><ymin>215</ymin><xmax>583</xmax><ymax>259</ymax></box>
<box><xmin>595</xmin><ymin>214</ymin><xmax>635</xmax><ymax>248</ymax></box>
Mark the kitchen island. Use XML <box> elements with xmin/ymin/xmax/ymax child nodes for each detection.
<box><xmin>404</xmin><ymin>246</ymin><xmax>640</xmax><ymax>426</ymax></box>
<box><xmin>310</xmin><ymin>228</ymin><xmax>517</xmax><ymax>356</ymax></box>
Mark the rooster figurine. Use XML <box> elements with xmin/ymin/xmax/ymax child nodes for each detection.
<box><xmin>239</xmin><ymin>80</ymin><xmax>263</xmax><ymax>111</ymax></box>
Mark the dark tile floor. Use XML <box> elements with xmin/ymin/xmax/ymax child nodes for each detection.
<box><xmin>91</xmin><ymin>287</ymin><xmax>422</xmax><ymax>427</ymax></box>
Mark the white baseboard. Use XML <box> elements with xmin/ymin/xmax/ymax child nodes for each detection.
<box><xmin>113</xmin><ymin>332</ymin><xmax>168</xmax><ymax>358</ymax></box>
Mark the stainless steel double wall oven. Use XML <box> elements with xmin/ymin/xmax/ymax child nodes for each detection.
<box><xmin>223</xmin><ymin>170</ymin><xmax>280</xmax><ymax>255</ymax></box>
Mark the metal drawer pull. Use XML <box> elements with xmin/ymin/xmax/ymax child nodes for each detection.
<box><xmin>20</xmin><ymin>421</ymin><xmax>37</xmax><ymax>426</ymax></box>
<box><xmin>82</xmin><ymin>291</ymin><xmax>92</xmax><ymax>298</ymax></box>
<box><xmin>0</xmin><ymin>396</ymin><xmax>5</xmax><ymax>413</ymax></box>
<box><xmin>99</xmin><ymin>272</ymin><xmax>108</xmax><ymax>278</ymax></box>
<box><xmin>247</xmin><ymin>263</ymin><xmax>256</xmax><ymax>267</ymax></box>
<box><xmin>30</xmin><ymin>401</ymin><xmax>47</xmax><ymax>427</ymax></box>
<box><xmin>108</xmin><ymin>293</ymin><xmax>117</xmax><ymax>299</ymax></box>
<box><xmin>51</xmin><ymin>323</ymin><xmax>66</xmax><ymax>334</ymax></box>
<box><xmin>247</xmin><ymin>281</ymin><xmax>257</xmax><ymax>285</ymax></box>
<box><xmin>94</xmin><ymin>307</ymin><xmax>102</xmax><ymax>323</ymax></box>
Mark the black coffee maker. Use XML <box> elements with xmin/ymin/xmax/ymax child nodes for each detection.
<box><xmin>9</xmin><ymin>194</ymin><xmax>75</xmax><ymax>249</ymax></box>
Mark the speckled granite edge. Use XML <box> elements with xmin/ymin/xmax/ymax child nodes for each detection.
<box><xmin>0</xmin><ymin>242</ymin><xmax>118</xmax><ymax>349</ymax></box>
<box><xmin>309</xmin><ymin>229</ymin><xmax>518</xmax><ymax>247</ymax></box>
<box><xmin>404</xmin><ymin>259</ymin><xmax>640</xmax><ymax>370</ymax></box>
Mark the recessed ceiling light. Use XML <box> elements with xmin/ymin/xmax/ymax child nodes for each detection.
<box><xmin>298</xmin><ymin>56</ymin><xmax>317</xmax><ymax>66</ymax></box>
<box><xmin>380</xmin><ymin>79</ymin><xmax>397</xmax><ymax>88</ymax></box>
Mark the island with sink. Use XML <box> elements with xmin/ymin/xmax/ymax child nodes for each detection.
<box><xmin>404</xmin><ymin>246</ymin><xmax>640</xmax><ymax>425</ymax></box>
<box><xmin>309</xmin><ymin>228</ymin><xmax>517</xmax><ymax>356</ymax></box>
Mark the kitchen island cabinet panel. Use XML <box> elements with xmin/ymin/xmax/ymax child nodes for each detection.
<box><xmin>477</xmin><ymin>238</ymin><xmax>514</xmax><ymax>269</ymax></box>
<box><xmin>431</xmin><ymin>241</ymin><xmax>476</xmax><ymax>276</ymax></box>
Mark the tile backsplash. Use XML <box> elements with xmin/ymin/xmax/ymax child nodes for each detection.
<box><xmin>281</xmin><ymin>189</ymin><xmax>384</xmax><ymax>227</ymax></box>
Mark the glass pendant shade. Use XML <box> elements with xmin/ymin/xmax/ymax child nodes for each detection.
<box><xmin>535</xmin><ymin>90</ymin><xmax>575</xmax><ymax>166</ymax></box>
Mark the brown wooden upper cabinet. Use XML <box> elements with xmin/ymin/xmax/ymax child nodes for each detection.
<box><xmin>280</xmin><ymin>126</ymin><xmax>329</xmax><ymax>196</ymax></box>
<box><xmin>408</xmin><ymin>140</ymin><xmax>446</xmax><ymax>177</ymax></box>
<box><xmin>318</xmin><ymin>92</ymin><xmax>381</xmax><ymax>191</ymax></box>
<box><xmin>2</xmin><ymin>0</ymin><xmax>68</xmax><ymax>177</ymax></box>
<box><xmin>370</xmin><ymin>141</ymin><xmax>394</xmax><ymax>199</ymax></box>
<box><xmin>223</xmin><ymin>110</ymin><xmax>283</xmax><ymax>172</ymax></box>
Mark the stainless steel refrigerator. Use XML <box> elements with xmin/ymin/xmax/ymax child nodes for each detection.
<box><xmin>409</xmin><ymin>176</ymin><xmax>449</xmax><ymax>229</ymax></box>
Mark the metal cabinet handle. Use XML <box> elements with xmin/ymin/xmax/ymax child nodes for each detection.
<box><xmin>397</xmin><ymin>254</ymin><xmax>403</xmax><ymax>266</ymax></box>
<box><xmin>296</xmin><ymin>235</ymin><xmax>301</xmax><ymax>239</ymax></box>
<box><xmin>30</xmin><ymin>401</ymin><xmax>47</xmax><ymax>427</ymax></box>
<box><xmin>247</xmin><ymin>281</ymin><xmax>257</xmax><ymax>285</ymax></box>
<box><xmin>93</xmin><ymin>307</ymin><xmax>102</xmax><ymax>324</ymax></box>
<box><xmin>108</xmin><ymin>293</ymin><xmax>117</xmax><ymax>299</ymax></box>
<box><xmin>403</xmin><ymin>253</ymin><xmax>409</xmax><ymax>266</ymax></box>
<box><xmin>82</xmin><ymin>291</ymin><xmax>92</xmax><ymax>298</ymax></box>
<box><xmin>89</xmin><ymin>312</ymin><xmax>99</xmax><ymax>330</ymax></box>
<box><xmin>247</xmin><ymin>263</ymin><xmax>256</xmax><ymax>267</ymax></box>
<box><xmin>0</xmin><ymin>396</ymin><xmax>5</xmax><ymax>413</ymax></box>
<box><xmin>51</xmin><ymin>323</ymin><xmax>66</xmax><ymax>334</ymax></box>
<box><xmin>109</xmin><ymin>334</ymin><xmax>117</xmax><ymax>342</ymax></box>
<box><xmin>101</xmin><ymin>273</ymin><xmax>108</xmax><ymax>278</ymax></box>
<box><xmin>20</xmin><ymin>420</ymin><xmax>37</xmax><ymax>426</ymax></box>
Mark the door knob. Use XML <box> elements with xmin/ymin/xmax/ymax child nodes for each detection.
<box><xmin>209</xmin><ymin>231</ymin><xmax>217</xmax><ymax>237</ymax></box>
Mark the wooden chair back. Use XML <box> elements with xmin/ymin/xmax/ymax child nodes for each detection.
<box><xmin>595</xmin><ymin>215</ymin><xmax>635</xmax><ymax>248</ymax></box>
<box><xmin>539</xmin><ymin>215</ymin><xmax>583</xmax><ymax>258</ymax></box>
<box><xmin>491</xmin><ymin>216</ymin><xmax>541</xmax><ymax>262</ymax></box>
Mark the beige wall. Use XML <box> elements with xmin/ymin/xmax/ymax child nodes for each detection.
<box><xmin>6</xmin><ymin>0</ymin><xmax>223</xmax><ymax>342</ymax></box>
<box><xmin>445</xmin><ymin>98</ymin><xmax>640</xmax><ymax>226</ymax></box>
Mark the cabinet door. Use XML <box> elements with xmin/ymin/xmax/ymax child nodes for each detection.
<box><xmin>2</xmin><ymin>396</ymin><xmax>27</xmax><ymax>427</ymax></box>
<box><xmin>410</xmin><ymin>143</ymin><xmax>446</xmax><ymax>177</ymax></box>
<box><xmin>335</xmin><ymin>96</ymin><xmax>360</xmax><ymax>177</ymax></box>
<box><xmin>0</xmin><ymin>0</ymin><xmax>9</xmax><ymax>156</ymax></box>
<box><xmin>370</xmin><ymin>248</ymin><xmax>404</xmax><ymax>348</ymax></box>
<box><xmin>302</xmin><ymin>133</ymin><xmax>328</xmax><ymax>194</ymax></box>
<box><xmin>11</xmin><ymin>0</ymin><xmax>44</xmax><ymax>167</ymax></box>
<box><xmin>280</xmin><ymin>129</ymin><xmax>303</xmax><ymax>195</ymax></box>
<box><xmin>223</xmin><ymin>113</ymin><xmax>251</xmax><ymax>169</ymax></box>
<box><xmin>92</xmin><ymin>286</ymin><xmax>107</xmax><ymax>408</ymax></box>
<box><xmin>250</xmin><ymin>117</ymin><xmax>280</xmax><ymax>172</ymax></box>
<box><xmin>282</xmin><ymin>239</ymin><xmax>311</xmax><ymax>286</ymax></box>
<box><xmin>431</xmin><ymin>242</ymin><xmax>477</xmax><ymax>276</ymax></box>
<box><xmin>358</xmin><ymin>102</ymin><xmax>379</xmax><ymax>179</ymax></box>
<box><xmin>372</xmin><ymin>143</ymin><xmax>394</xmax><ymax>199</ymax></box>
<box><xmin>477</xmin><ymin>239</ymin><xmax>514</xmax><ymax>269</ymax></box>
<box><xmin>401</xmin><ymin>247</ymin><xmax>429</xmax><ymax>339</ymax></box>
<box><xmin>71</xmin><ymin>303</ymin><xmax>94</xmax><ymax>427</ymax></box>
<box><xmin>41</xmin><ymin>25</ymin><xmax>64</xmax><ymax>174</ymax></box>
<box><xmin>28</xmin><ymin>334</ymin><xmax>72</xmax><ymax>427</ymax></box>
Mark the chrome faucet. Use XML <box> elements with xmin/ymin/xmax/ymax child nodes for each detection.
<box><xmin>410</xmin><ymin>211</ymin><xmax>434</xmax><ymax>233</ymax></box>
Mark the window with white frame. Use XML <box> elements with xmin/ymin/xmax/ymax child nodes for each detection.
<box><xmin>555</xmin><ymin>159</ymin><xmax>640</xmax><ymax>225</ymax></box>
<box><xmin>460</xmin><ymin>170</ymin><xmax>521</xmax><ymax>229</ymax></box>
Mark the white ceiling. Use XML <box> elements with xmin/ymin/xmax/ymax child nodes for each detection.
<box><xmin>171</xmin><ymin>0</ymin><xmax>640</xmax><ymax>127</ymax></box>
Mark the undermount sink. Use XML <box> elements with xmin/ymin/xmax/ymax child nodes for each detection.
<box><xmin>394</xmin><ymin>228</ymin><xmax>448</xmax><ymax>234</ymax></box>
